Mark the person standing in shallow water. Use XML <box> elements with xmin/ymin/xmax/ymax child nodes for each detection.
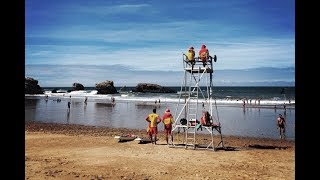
<box><xmin>84</xmin><ymin>96</ymin><xmax>88</xmax><ymax>104</ymax></box>
<box><xmin>277</xmin><ymin>114</ymin><xmax>286</xmax><ymax>139</ymax></box>
<box><xmin>145</xmin><ymin>108</ymin><xmax>161</xmax><ymax>144</ymax></box>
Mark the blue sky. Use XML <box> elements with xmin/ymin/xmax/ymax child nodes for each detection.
<box><xmin>25</xmin><ymin>0</ymin><xmax>295</xmax><ymax>87</ymax></box>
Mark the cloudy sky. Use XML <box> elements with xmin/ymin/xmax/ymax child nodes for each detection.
<box><xmin>25</xmin><ymin>0</ymin><xmax>295</xmax><ymax>87</ymax></box>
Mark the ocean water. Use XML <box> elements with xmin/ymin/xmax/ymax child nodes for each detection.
<box><xmin>25</xmin><ymin>86</ymin><xmax>295</xmax><ymax>140</ymax></box>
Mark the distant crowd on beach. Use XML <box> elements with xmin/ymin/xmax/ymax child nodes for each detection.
<box><xmin>236</xmin><ymin>97</ymin><xmax>293</xmax><ymax>109</ymax></box>
<box><xmin>238</xmin><ymin>98</ymin><xmax>261</xmax><ymax>106</ymax></box>
<box><xmin>44</xmin><ymin>95</ymin><xmax>117</xmax><ymax>110</ymax></box>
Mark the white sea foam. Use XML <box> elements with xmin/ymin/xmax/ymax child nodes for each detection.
<box><xmin>25</xmin><ymin>90</ymin><xmax>295</xmax><ymax>107</ymax></box>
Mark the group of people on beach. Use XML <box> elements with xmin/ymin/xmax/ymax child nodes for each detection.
<box><xmin>145</xmin><ymin>107</ymin><xmax>287</xmax><ymax>143</ymax></box>
<box><xmin>145</xmin><ymin>108</ymin><xmax>174</xmax><ymax>145</ymax></box>
<box><xmin>145</xmin><ymin>108</ymin><xmax>222</xmax><ymax>145</ymax></box>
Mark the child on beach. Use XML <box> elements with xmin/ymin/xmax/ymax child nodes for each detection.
<box><xmin>145</xmin><ymin>108</ymin><xmax>161</xmax><ymax>144</ymax></box>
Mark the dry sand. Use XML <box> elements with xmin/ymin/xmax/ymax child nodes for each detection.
<box><xmin>25</xmin><ymin>121</ymin><xmax>295</xmax><ymax>180</ymax></box>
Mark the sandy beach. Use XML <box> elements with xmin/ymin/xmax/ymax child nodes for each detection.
<box><xmin>25</xmin><ymin>121</ymin><xmax>295</xmax><ymax>180</ymax></box>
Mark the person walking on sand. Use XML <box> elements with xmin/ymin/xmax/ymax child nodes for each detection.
<box><xmin>277</xmin><ymin>114</ymin><xmax>286</xmax><ymax>139</ymax></box>
<box><xmin>162</xmin><ymin>108</ymin><xmax>174</xmax><ymax>145</ymax></box>
<box><xmin>145</xmin><ymin>108</ymin><xmax>161</xmax><ymax>144</ymax></box>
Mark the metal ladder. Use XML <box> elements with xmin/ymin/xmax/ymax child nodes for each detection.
<box><xmin>185</xmin><ymin>67</ymin><xmax>201</xmax><ymax>149</ymax></box>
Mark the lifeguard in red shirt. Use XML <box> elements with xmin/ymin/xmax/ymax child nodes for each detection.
<box><xmin>199</xmin><ymin>44</ymin><xmax>212</xmax><ymax>67</ymax></box>
<box><xmin>162</xmin><ymin>108</ymin><xmax>174</xmax><ymax>145</ymax></box>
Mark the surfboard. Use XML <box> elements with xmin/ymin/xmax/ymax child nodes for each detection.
<box><xmin>134</xmin><ymin>137</ymin><xmax>158</xmax><ymax>144</ymax></box>
<box><xmin>114</xmin><ymin>134</ymin><xmax>137</xmax><ymax>142</ymax></box>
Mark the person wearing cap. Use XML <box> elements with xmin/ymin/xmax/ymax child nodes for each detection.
<box><xmin>187</xmin><ymin>46</ymin><xmax>196</xmax><ymax>69</ymax></box>
<box><xmin>198</xmin><ymin>44</ymin><xmax>213</xmax><ymax>67</ymax></box>
<box><xmin>162</xmin><ymin>108</ymin><xmax>174</xmax><ymax>145</ymax></box>
<box><xmin>145</xmin><ymin>108</ymin><xmax>161</xmax><ymax>144</ymax></box>
<box><xmin>276</xmin><ymin>114</ymin><xmax>286</xmax><ymax>139</ymax></box>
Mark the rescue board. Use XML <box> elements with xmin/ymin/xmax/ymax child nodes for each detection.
<box><xmin>114</xmin><ymin>134</ymin><xmax>137</xmax><ymax>142</ymax></box>
<box><xmin>134</xmin><ymin>137</ymin><xmax>158</xmax><ymax>144</ymax></box>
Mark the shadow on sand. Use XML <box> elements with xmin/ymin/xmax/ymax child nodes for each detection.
<box><xmin>248</xmin><ymin>144</ymin><xmax>289</xmax><ymax>150</ymax></box>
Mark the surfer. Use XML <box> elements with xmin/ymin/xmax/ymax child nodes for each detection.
<box><xmin>145</xmin><ymin>108</ymin><xmax>161</xmax><ymax>144</ymax></box>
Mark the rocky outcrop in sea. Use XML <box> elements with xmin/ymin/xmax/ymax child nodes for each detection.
<box><xmin>25</xmin><ymin>77</ymin><xmax>44</xmax><ymax>94</ymax></box>
<box><xmin>132</xmin><ymin>83</ymin><xmax>176</xmax><ymax>93</ymax></box>
<box><xmin>95</xmin><ymin>80</ymin><xmax>117</xmax><ymax>94</ymax></box>
<box><xmin>72</xmin><ymin>83</ymin><xmax>84</xmax><ymax>91</ymax></box>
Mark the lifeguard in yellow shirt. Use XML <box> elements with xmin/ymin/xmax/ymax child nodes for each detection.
<box><xmin>145</xmin><ymin>108</ymin><xmax>161</xmax><ymax>144</ymax></box>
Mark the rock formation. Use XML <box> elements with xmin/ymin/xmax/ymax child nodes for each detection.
<box><xmin>72</xmin><ymin>83</ymin><xmax>84</xmax><ymax>91</ymax></box>
<box><xmin>25</xmin><ymin>77</ymin><xmax>44</xmax><ymax>94</ymax></box>
<box><xmin>95</xmin><ymin>80</ymin><xmax>117</xmax><ymax>94</ymax></box>
<box><xmin>132</xmin><ymin>83</ymin><xmax>176</xmax><ymax>93</ymax></box>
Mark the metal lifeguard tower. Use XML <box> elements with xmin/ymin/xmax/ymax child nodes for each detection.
<box><xmin>171</xmin><ymin>53</ymin><xmax>224</xmax><ymax>151</ymax></box>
